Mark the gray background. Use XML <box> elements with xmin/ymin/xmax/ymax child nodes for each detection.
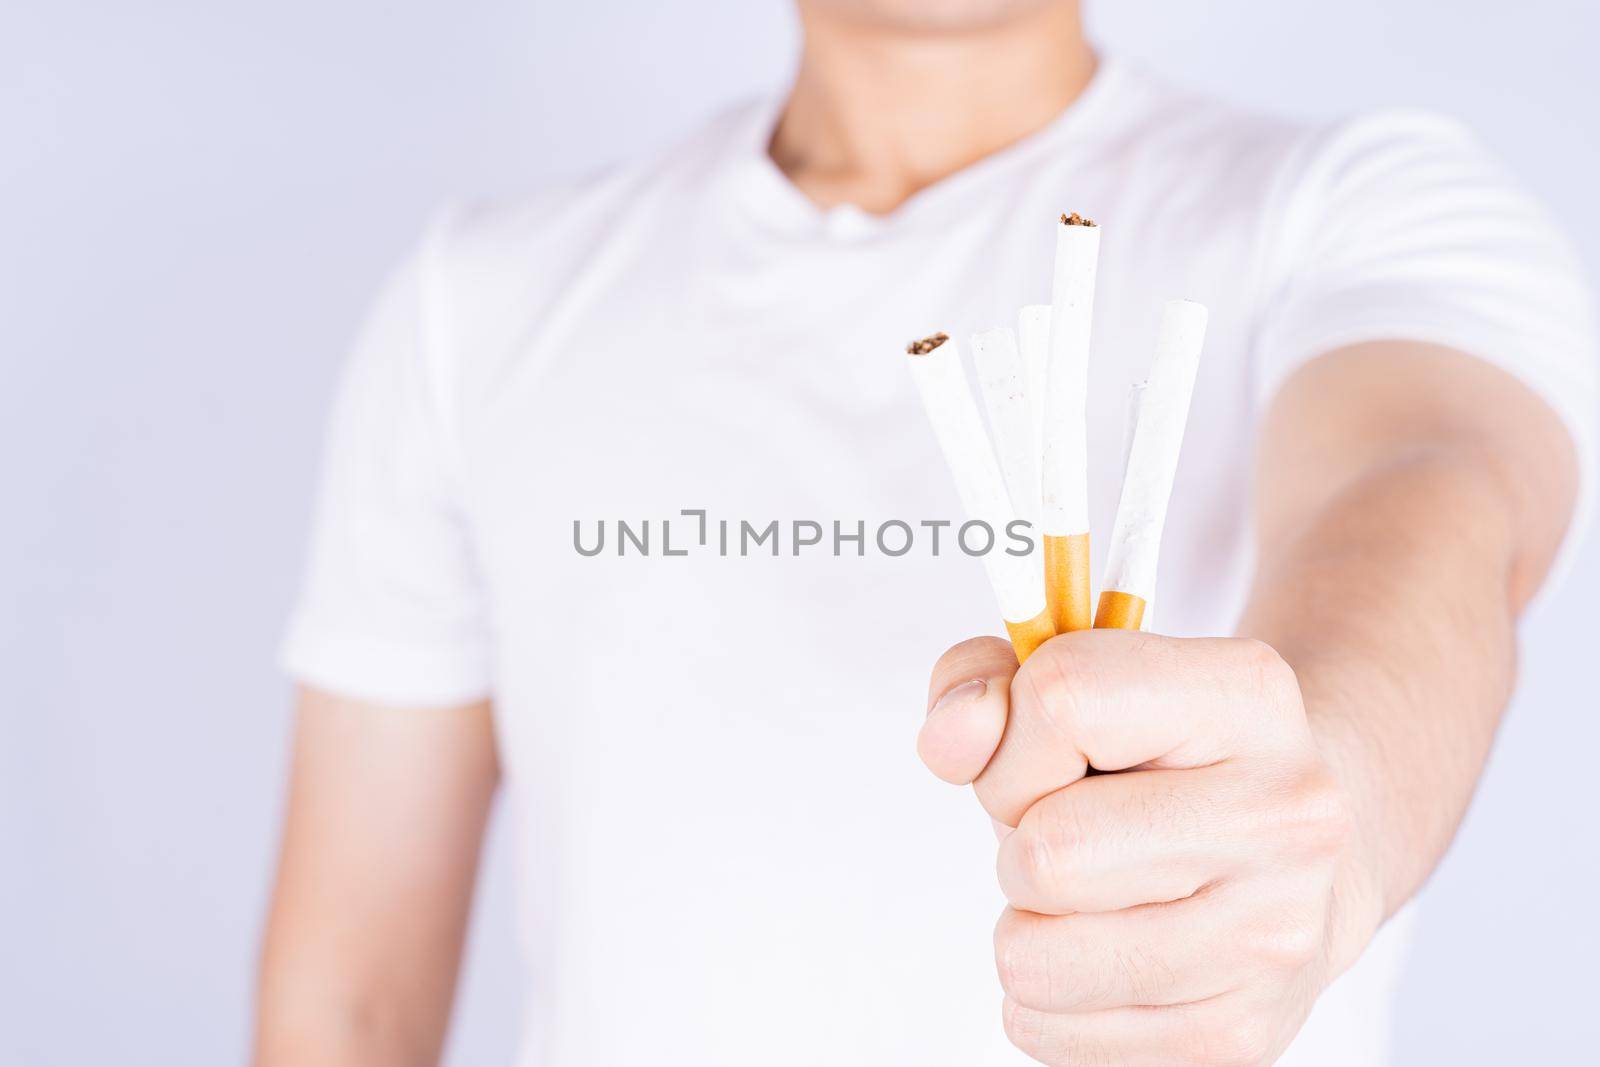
<box><xmin>2</xmin><ymin>1</ymin><xmax>1595</xmax><ymax>1063</ymax></box>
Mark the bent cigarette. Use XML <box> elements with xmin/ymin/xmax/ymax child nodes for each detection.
<box><xmin>907</xmin><ymin>332</ymin><xmax>1053</xmax><ymax>661</ymax></box>
<box><xmin>1095</xmin><ymin>300</ymin><xmax>1209</xmax><ymax>631</ymax></box>
<box><xmin>1119</xmin><ymin>382</ymin><xmax>1147</xmax><ymax>478</ymax></box>
<box><xmin>1041</xmin><ymin>213</ymin><xmax>1100</xmax><ymax>633</ymax></box>
<box><xmin>972</xmin><ymin>327</ymin><xmax>1041</xmax><ymax>525</ymax></box>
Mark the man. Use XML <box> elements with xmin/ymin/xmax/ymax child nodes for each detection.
<box><xmin>256</xmin><ymin>0</ymin><xmax>1594</xmax><ymax>1064</ymax></box>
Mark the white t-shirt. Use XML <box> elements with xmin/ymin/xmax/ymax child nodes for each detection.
<box><xmin>282</xmin><ymin>58</ymin><xmax>1595</xmax><ymax>1066</ymax></box>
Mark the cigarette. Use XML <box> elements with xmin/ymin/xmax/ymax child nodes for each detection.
<box><xmin>1117</xmin><ymin>383</ymin><xmax>1151</xmax><ymax>631</ymax></box>
<box><xmin>1094</xmin><ymin>300</ymin><xmax>1209</xmax><ymax>631</ymax></box>
<box><xmin>1040</xmin><ymin>212</ymin><xmax>1100</xmax><ymax>633</ymax></box>
<box><xmin>1017</xmin><ymin>304</ymin><xmax>1052</xmax><ymax>462</ymax></box>
<box><xmin>907</xmin><ymin>332</ymin><xmax>1054</xmax><ymax>661</ymax></box>
<box><xmin>971</xmin><ymin>327</ymin><xmax>1041</xmax><ymax>525</ymax></box>
<box><xmin>1119</xmin><ymin>382</ymin><xmax>1147</xmax><ymax>477</ymax></box>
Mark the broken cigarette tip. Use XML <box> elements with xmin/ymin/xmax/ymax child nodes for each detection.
<box><xmin>906</xmin><ymin>332</ymin><xmax>951</xmax><ymax>356</ymax></box>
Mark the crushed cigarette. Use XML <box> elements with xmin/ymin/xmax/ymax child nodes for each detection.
<box><xmin>1095</xmin><ymin>299</ymin><xmax>1209</xmax><ymax>630</ymax></box>
<box><xmin>972</xmin><ymin>326</ymin><xmax>1042</xmax><ymax>526</ymax></box>
<box><xmin>907</xmin><ymin>335</ymin><xmax>1053</xmax><ymax>661</ymax></box>
<box><xmin>903</xmin><ymin>212</ymin><xmax>1204</xmax><ymax>649</ymax></box>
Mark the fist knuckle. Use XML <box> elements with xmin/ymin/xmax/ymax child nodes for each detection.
<box><xmin>1013</xmin><ymin>822</ymin><xmax>1070</xmax><ymax>904</ymax></box>
<box><xmin>1040</xmin><ymin>793</ymin><xmax>1091</xmax><ymax>860</ymax></box>
<box><xmin>1264</xmin><ymin>766</ymin><xmax>1352</xmax><ymax>858</ymax></box>
<box><xmin>1001</xmin><ymin>996</ymin><xmax>1049</xmax><ymax>1054</ymax></box>
<box><xmin>1013</xmin><ymin>800</ymin><xmax>1092</xmax><ymax>906</ymax></box>
<box><xmin>1060</xmin><ymin>1037</ymin><xmax>1116</xmax><ymax>1067</ymax></box>
<box><xmin>1004</xmin><ymin>998</ymin><xmax>1113</xmax><ymax>1067</ymax></box>
<box><xmin>1197</xmin><ymin>1010</ymin><xmax>1274</xmax><ymax>1067</ymax></box>
<box><xmin>1114</xmin><ymin>941</ymin><xmax>1178</xmax><ymax>1004</ymax></box>
<box><xmin>1292</xmin><ymin>769</ymin><xmax>1355</xmax><ymax>855</ymax></box>
<box><xmin>1238</xmin><ymin>638</ymin><xmax>1298</xmax><ymax>701</ymax></box>
<box><xmin>1017</xmin><ymin>643</ymin><xmax>1094</xmax><ymax>746</ymax></box>
<box><xmin>1251</xmin><ymin>910</ymin><xmax>1323</xmax><ymax>970</ymax></box>
<box><xmin>993</xmin><ymin>913</ymin><xmax>1041</xmax><ymax>1002</ymax></box>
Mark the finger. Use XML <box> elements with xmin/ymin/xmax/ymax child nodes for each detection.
<box><xmin>997</xmin><ymin>760</ymin><xmax>1348</xmax><ymax>917</ymax></box>
<box><xmin>920</xmin><ymin>636</ymin><xmax>1019</xmax><ymax>785</ymax></box>
<box><xmin>975</xmin><ymin>631</ymin><xmax>1305</xmax><ymax>825</ymax></box>
<box><xmin>995</xmin><ymin>893</ymin><xmax>1242</xmax><ymax>1013</ymax></box>
<box><xmin>1002</xmin><ymin>994</ymin><xmax>1283</xmax><ymax>1067</ymax></box>
<box><xmin>994</xmin><ymin>766</ymin><xmax>1244</xmax><ymax>914</ymax></box>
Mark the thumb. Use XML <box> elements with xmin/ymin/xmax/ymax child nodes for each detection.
<box><xmin>919</xmin><ymin>636</ymin><xmax>1018</xmax><ymax>785</ymax></box>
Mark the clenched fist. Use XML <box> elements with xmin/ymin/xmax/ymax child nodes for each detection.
<box><xmin>920</xmin><ymin>631</ymin><xmax>1384</xmax><ymax>1067</ymax></box>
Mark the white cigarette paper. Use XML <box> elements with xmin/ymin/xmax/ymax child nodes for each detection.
<box><xmin>1017</xmin><ymin>304</ymin><xmax>1052</xmax><ymax>463</ymax></box>
<box><xmin>1119</xmin><ymin>384</ymin><xmax>1152</xmax><ymax>630</ymax></box>
<box><xmin>1120</xmin><ymin>382</ymin><xmax>1148</xmax><ymax>476</ymax></box>
<box><xmin>906</xmin><ymin>335</ymin><xmax>1047</xmax><ymax>625</ymax></box>
<box><xmin>1100</xmin><ymin>300</ymin><xmax>1209</xmax><ymax>604</ymax></box>
<box><xmin>1040</xmin><ymin>218</ymin><xmax>1100</xmax><ymax>537</ymax></box>
<box><xmin>971</xmin><ymin>327</ymin><xmax>1041</xmax><ymax>525</ymax></box>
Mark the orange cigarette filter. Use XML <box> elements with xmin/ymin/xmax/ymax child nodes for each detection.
<box><xmin>1005</xmin><ymin>607</ymin><xmax>1056</xmax><ymax>663</ymax></box>
<box><xmin>1044</xmin><ymin>532</ymin><xmax>1092</xmax><ymax>634</ymax></box>
<box><xmin>907</xmin><ymin>332</ymin><xmax>1054</xmax><ymax>664</ymax></box>
<box><xmin>1093</xmin><ymin>590</ymin><xmax>1146</xmax><ymax>631</ymax></box>
<box><xmin>1094</xmin><ymin>300</ymin><xmax>1209</xmax><ymax>634</ymax></box>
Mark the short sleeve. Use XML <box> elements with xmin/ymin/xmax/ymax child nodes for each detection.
<box><xmin>1254</xmin><ymin>111</ymin><xmax>1598</xmax><ymax>579</ymax></box>
<box><xmin>279</xmin><ymin>213</ymin><xmax>493</xmax><ymax>706</ymax></box>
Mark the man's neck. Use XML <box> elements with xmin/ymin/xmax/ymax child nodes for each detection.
<box><xmin>772</xmin><ymin>2</ymin><xmax>1095</xmax><ymax>215</ymax></box>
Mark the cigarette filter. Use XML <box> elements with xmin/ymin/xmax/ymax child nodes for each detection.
<box><xmin>1095</xmin><ymin>300</ymin><xmax>1209</xmax><ymax>631</ymax></box>
<box><xmin>907</xmin><ymin>333</ymin><xmax>1054</xmax><ymax>661</ymax></box>
<box><xmin>1041</xmin><ymin>213</ymin><xmax>1100</xmax><ymax>633</ymax></box>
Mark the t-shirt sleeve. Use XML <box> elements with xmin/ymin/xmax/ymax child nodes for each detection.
<box><xmin>1253</xmin><ymin>110</ymin><xmax>1598</xmax><ymax>579</ymax></box>
<box><xmin>279</xmin><ymin>213</ymin><xmax>493</xmax><ymax>706</ymax></box>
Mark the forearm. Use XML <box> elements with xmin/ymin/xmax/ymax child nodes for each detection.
<box><xmin>922</xmin><ymin>342</ymin><xmax>1581</xmax><ymax>1063</ymax></box>
<box><xmin>255</xmin><ymin>936</ymin><xmax>455</xmax><ymax>1067</ymax></box>
<box><xmin>1237</xmin><ymin>448</ymin><xmax>1519</xmax><ymax>932</ymax></box>
<box><xmin>253</xmin><ymin>691</ymin><xmax>497</xmax><ymax>1067</ymax></box>
<box><xmin>255</xmin><ymin>990</ymin><xmax>438</xmax><ymax>1067</ymax></box>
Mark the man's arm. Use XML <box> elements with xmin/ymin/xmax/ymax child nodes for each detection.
<box><xmin>917</xmin><ymin>341</ymin><xmax>1578</xmax><ymax>1065</ymax></box>
<box><xmin>254</xmin><ymin>689</ymin><xmax>499</xmax><ymax>1067</ymax></box>
<box><xmin>1240</xmin><ymin>340</ymin><xmax>1577</xmax><ymax>926</ymax></box>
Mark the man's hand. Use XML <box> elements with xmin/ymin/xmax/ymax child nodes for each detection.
<box><xmin>921</xmin><ymin>631</ymin><xmax>1383</xmax><ymax>1067</ymax></box>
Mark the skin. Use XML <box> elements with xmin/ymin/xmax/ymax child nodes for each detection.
<box><xmin>255</xmin><ymin>1</ymin><xmax>1580</xmax><ymax>1063</ymax></box>
<box><xmin>922</xmin><ymin>344</ymin><xmax>1576</xmax><ymax>1064</ymax></box>
<box><xmin>773</xmin><ymin>0</ymin><xmax>1095</xmax><ymax>214</ymax></box>
<box><xmin>255</xmin><ymin>691</ymin><xmax>497</xmax><ymax>1066</ymax></box>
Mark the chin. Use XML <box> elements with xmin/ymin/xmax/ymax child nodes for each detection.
<box><xmin>801</xmin><ymin>0</ymin><xmax>1065</xmax><ymax>33</ymax></box>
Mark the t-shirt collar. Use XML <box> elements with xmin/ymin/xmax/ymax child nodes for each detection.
<box><xmin>727</xmin><ymin>54</ymin><xmax>1127</xmax><ymax>240</ymax></box>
